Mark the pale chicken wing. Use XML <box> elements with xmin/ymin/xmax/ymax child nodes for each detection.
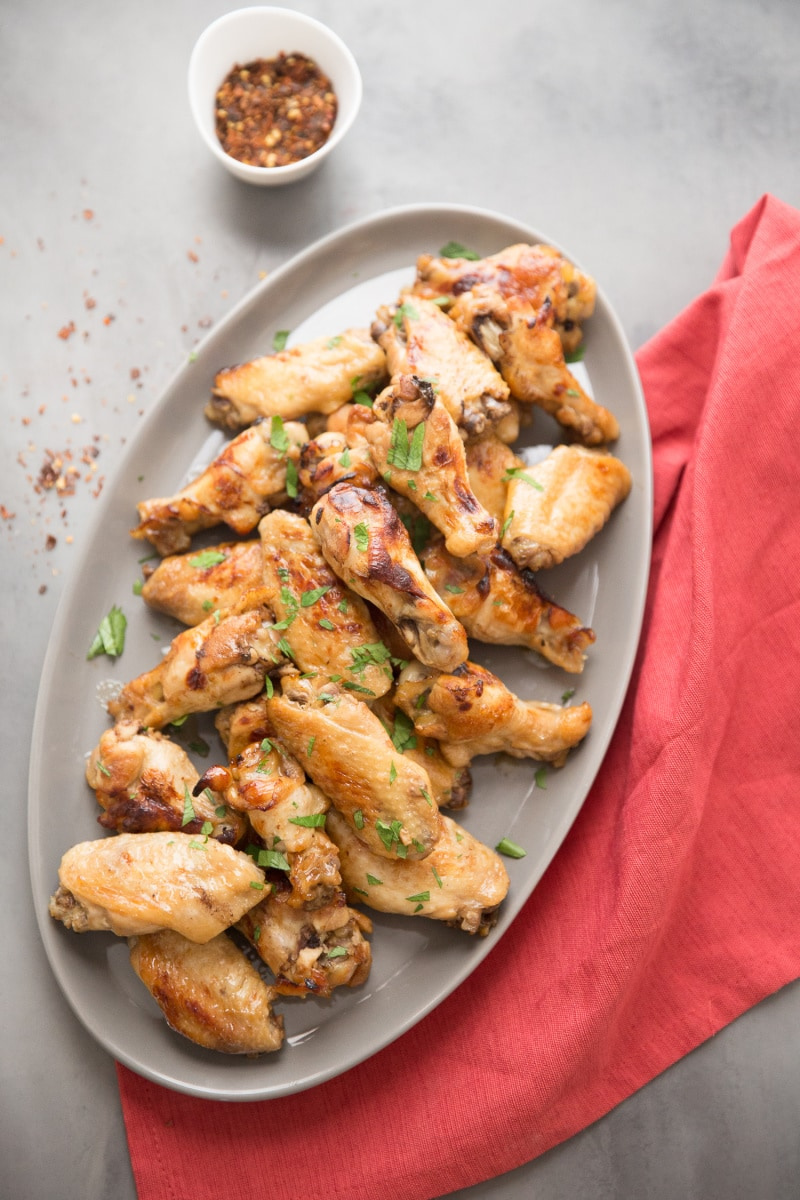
<box><xmin>501</xmin><ymin>444</ymin><xmax>632</xmax><ymax>571</ymax></box>
<box><xmin>464</xmin><ymin>433</ymin><xmax>524</xmax><ymax>524</ymax></box>
<box><xmin>363</xmin><ymin>374</ymin><xmax>498</xmax><ymax>558</ymax></box>
<box><xmin>206</xmin><ymin>327</ymin><xmax>387</xmax><ymax>431</ymax></box>
<box><xmin>108</xmin><ymin>588</ymin><xmax>287</xmax><ymax>729</ymax></box>
<box><xmin>131</xmin><ymin>418</ymin><xmax>306</xmax><ymax>556</ymax></box>
<box><xmin>311</xmin><ymin>482</ymin><xmax>468</xmax><ymax>672</ymax></box>
<box><xmin>258</xmin><ymin>509</ymin><xmax>392</xmax><ymax>697</ymax></box>
<box><xmin>129</xmin><ymin>930</ymin><xmax>283</xmax><ymax>1055</ymax></box>
<box><xmin>238</xmin><ymin>887</ymin><xmax>372</xmax><ymax>997</ymax></box>
<box><xmin>296</xmin><ymin>430</ymin><xmax>378</xmax><ymax>511</ymax></box>
<box><xmin>141</xmin><ymin>540</ymin><xmax>263</xmax><ymax>626</ymax></box>
<box><xmin>422</xmin><ymin>537</ymin><xmax>595</xmax><ymax>673</ymax></box>
<box><xmin>370</xmin><ymin>693</ymin><xmax>472</xmax><ymax>810</ymax></box>
<box><xmin>395</xmin><ymin>661</ymin><xmax>592</xmax><ymax>769</ymax></box>
<box><xmin>371</xmin><ymin>297</ymin><xmax>512</xmax><ymax>438</ymax></box>
<box><xmin>49</xmin><ymin>832</ymin><xmax>265</xmax><ymax>941</ymax></box>
<box><xmin>265</xmin><ymin>677</ymin><xmax>441</xmax><ymax>861</ymax></box>
<box><xmin>327</xmin><ymin>809</ymin><xmax>509</xmax><ymax>936</ymax></box>
<box><xmin>85</xmin><ymin>720</ymin><xmax>245</xmax><ymax>841</ymax></box>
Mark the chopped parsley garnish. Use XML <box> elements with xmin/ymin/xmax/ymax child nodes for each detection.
<box><xmin>366</xmin><ymin>874</ymin><xmax>383</xmax><ymax>886</ymax></box>
<box><xmin>392</xmin><ymin>300</ymin><xmax>420</xmax><ymax>326</ymax></box>
<box><xmin>350</xmin><ymin>641</ymin><xmax>392</xmax><ymax>674</ymax></box>
<box><xmin>269</xmin><ymin>414</ymin><xmax>290</xmax><ymax>455</ymax></box>
<box><xmin>353</xmin><ymin>522</ymin><xmax>369</xmax><ymax>552</ymax></box>
<box><xmin>188</xmin><ymin>838</ymin><xmax>208</xmax><ymax>850</ymax></box>
<box><xmin>406</xmin><ymin>891</ymin><xmax>430</xmax><ymax>904</ymax></box>
<box><xmin>423</xmin><ymin>491</ymin><xmax>438</xmax><ymax>502</ymax></box>
<box><xmin>95</xmin><ymin>759</ymin><xmax>111</xmax><ymax>778</ymax></box>
<box><xmin>496</xmin><ymin>836</ymin><xmax>527</xmax><ymax>859</ymax></box>
<box><xmin>399</xmin><ymin>510</ymin><xmax>432</xmax><ymax>557</ymax></box>
<box><xmin>390</xmin><ymin>709</ymin><xmax>417</xmax><ymax>754</ymax></box>
<box><xmin>337</xmin><ymin>598</ymin><xmax>348</xmax><ymax>613</ymax></box>
<box><xmin>257</xmin><ymin>848</ymin><xmax>290</xmax><ymax>872</ymax></box>
<box><xmin>387</xmin><ymin>418</ymin><xmax>425</xmax><ymax>471</ymax></box>
<box><xmin>319</xmin><ymin>618</ymin><xmax>335</xmax><ymax>630</ymax></box>
<box><xmin>439</xmin><ymin>241</ymin><xmax>479</xmax><ymax>260</ymax></box>
<box><xmin>432</xmin><ymin>866</ymin><xmax>443</xmax><ymax>888</ymax></box>
<box><xmin>181</xmin><ymin>786</ymin><xmax>196</xmax><ymax>827</ymax></box>
<box><xmin>326</xmin><ymin>335</ymin><xmax>343</xmax><ymax>349</ymax></box>
<box><xmin>353</xmin><ymin>809</ymin><xmax>364</xmax><ymax>829</ymax></box>
<box><xmin>87</xmin><ymin>604</ymin><xmax>127</xmax><ymax>660</ymax></box>
<box><xmin>353</xmin><ymin>391</ymin><xmax>374</xmax><ymax>407</ymax></box>
<box><xmin>264</xmin><ymin>676</ymin><xmax>274</xmax><ymax>699</ymax></box>
<box><xmin>503</xmin><ymin>466</ymin><xmax>544</xmax><ymax>491</ymax></box>
<box><xmin>260</xmin><ymin>738</ymin><xmax>273</xmax><ymax>754</ymax></box>
<box><xmin>562</xmin><ymin>688</ymin><xmax>575</xmax><ymax>704</ymax></box>
<box><xmin>285</xmin><ymin>457</ymin><xmax>299</xmax><ymax>498</ymax></box>
<box><xmin>289</xmin><ymin>812</ymin><xmax>326</xmax><ymax>828</ymax></box>
<box><xmin>214</xmin><ymin>805</ymin><xmax>228</xmax><ymax>818</ymax></box>
<box><xmin>189</xmin><ymin>549</ymin><xmax>227</xmax><ymax>569</ymax></box>
<box><xmin>277</xmin><ymin>637</ymin><xmax>295</xmax><ymax>661</ymax></box>
<box><xmin>189</xmin><ymin>738</ymin><xmax>210</xmax><ymax>757</ymax></box>
<box><xmin>565</xmin><ymin>344</ymin><xmax>586</xmax><ymax>364</ymax></box>
<box><xmin>535</xmin><ymin>766</ymin><xmax>548</xmax><ymax>789</ymax></box>
<box><xmin>500</xmin><ymin>511</ymin><xmax>515</xmax><ymax>538</ymax></box>
<box><xmin>200</xmin><ymin>821</ymin><xmax>213</xmax><ymax>837</ymax></box>
<box><xmin>341</xmin><ymin>680</ymin><xmax>376</xmax><ymax>696</ymax></box>
<box><xmin>249</xmin><ymin>880</ymin><xmax>265</xmax><ymax>889</ymax></box>
<box><xmin>375</xmin><ymin>818</ymin><xmax>404</xmax><ymax>852</ymax></box>
<box><xmin>339</xmin><ymin>447</ymin><xmax>351</xmax><ymax>467</ymax></box>
<box><xmin>566</xmin><ymin>388</ymin><xmax>580</xmax><ymax>397</ymax></box>
<box><xmin>301</xmin><ymin>585</ymin><xmax>331</xmax><ymax>607</ymax></box>
<box><xmin>420</xmin><ymin>787</ymin><xmax>432</xmax><ymax>806</ymax></box>
<box><xmin>132</xmin><ymin>579</ymin><xmax>143</xmax><ymax>596</ymax></box>
<box><xmin>253</xmin><ymin>925</ymin><xmax>261</xmax><ymax>941</ymax></box>
<box><xmin>307</xmin><ymin>736</ymin><xmax>316</xmax><ymax>757</ymax></box>
<box><xmin>389</xmin><ymin>760</ymin><xmax>398</xmax><ymax>784</ymax></box>
<box><xmin>444</xmin><ymin>584</ymin><xmax>464</xmax><ymax>594</ymax></box>
<box><xmin>326</xmin><ymin>946</ymin><xmax>348</xmax><ymax>958</ymax></box>
<box><xmin>351</xmin><ymin>886</ymin><xmax>369</xmax><ymax>898</ymax></box>
<box><xmin>272</xmin><ymin>329</ymin><xmax>290</xmax><ymax>352</ymax></box>
<box><xmin>201</xmin><ymin>599</ymin><xmax>214</xmax><ymax>611</ymax></box>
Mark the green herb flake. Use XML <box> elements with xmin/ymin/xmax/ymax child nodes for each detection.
<box><xmin>353</xmin><ymin>809</ymin><xmax>364</xmax><ymax>829</ymax></box>
<box><xmin>264</xmin><ymin>676</ymin><xmax>274</xmax><ymax>699</ymax></box>
<box><xmin>253</xmin><ymin>924</ymin><xmax>261</xmax><ymax>941</ymax></box>
<box><xmin>307</xmin><ymin>736</ymin><xmax>316</xmax><ymax>757</ymax></box>
<box><xmin>496</xmin><ymin>836</ymin><xmax>527</xmax><ymax>859</ymax></box>
<box><xmin>352</xmin><ymin>390</ymin><xmax>374</xmax><ymax>408</ymax></box>
<box><xmin>188</xmin><ymin>351</ymin><xmax>198</xmax><ymax>364</ymax></box>
<box><xmin>170</xmin><ymin>714</ymin><xmax>189</xmax><ymax>728</ymax></box>
<box><xmin>351</xmin><ymin>886</ymin><xmax>369</xmax><ymax>897</ymax></box>
<box><xmin>201</xmin><ymin>599</ymin><xmax>214</xmax><ymax>612</ymax></box>
<box><xmin>269</xmin><ymin>414</ymin><xmax>290</xmax><ymax>455</ymax></box>
<box><xmin>561</xmin><ymin>688</ymin><xmax>575</xmax><ymax>704</ymax></box>
<box><xmin>341</xmin><ymin>680</ymin><xmax>376</xmax><ymax>697</ymax></box>
<box><xmin>301</xmin><ymin>585</ymin><xmax>331</xmax><ymax>607</ymax></box>
<box><xmin>272</xmin><ymin>329</ymin><xmax>290</xmax><ymax>352</ymax></box>
<box><xmin>326</xmin><ymin>946</ymin><xmax>348</xmax><ymax>959</ymax></box>
<box><xmin>387</xmin><ymin>418</ymin><xmax>425</xmax><ymax>472</ymax></box>
<box><xmin>390</xmin><ymin>709</ymin><xmax>418</xmax><ymax>754</ymax></box>
<box><xmin>423</xmin><ymin>491</ymin><xmax>438</xmax><ymax>502</ymax></box>
<box><xmin>406</xmin><ymin>891</ymin><xmax>430</xmax><ymax>904</ymax></box>
<box><xmin>389</xmin><ymin>760</ymin><xmax>398</xmax><ymax>784</ymax></box>
<box><xmin>366</xmin><ymin>874</ymin><xmax>383</xmax><ymax>886</ymax></box>
<box><xmin>258</xmin><ymin>848</ymin><xmax>290</xmax><ymax>872</ymax></box>
<box><xmin>432</xmin><ymin>866</ymin><xmax>444</xmax><ymax>889</ymax></box>
<box><xmin>87</xmin><ymin>604</ymin><xmax>127</xmax><ymax>660</ymax></box>
<box><xmin>439</xmin><ymin>241</ymin><xmax>480</xmax><ymax>260</ymax></box>
<box><xmin>181</xmin><ymin>786</ymin><xmax>196</xmax><ymax>827</ymax></box>
<box><xmin>420</xmin><ymin>786</ymin><xmax>433</xmax><ymax>806</ymax></box>
<box><xmin>289</xmin><ymin>812</ymin><xmax>326</xmax><ymax>828</ymax></box>
<box><xmin>566</xmin><ymin>388</ymin><xmax>581</xmax><ymax>397</ymax></box>
<box><xmin>503</xmin><ymin>466</ymin><xmax>544</xmax><ymax>491</ymax></box>
<box><xmin>396</xmin><ymin>843</ymin><xmax>409</xmax><ymax>859</ymax></box>
<box><xmin>188</xmin><ymin>550</ymin><xmax>226</xmax><ymax>570</ymax></box>
<box><xmin>285</xmin><ymin>457</ymin><xmax>299</xmax><ymax>499</ymax></box>
<box><xmin>249</xmin><ymin>880</ymin><xmax>265</xmax><ymax>889</ymax></box>
<box><xmin>565</xmin><ymin>344</ymin><xmax>586</xmax><ymax>364</ymax></box>
<box><xmin>392</xmin><ymin>300</ymin><xmax>420</xmax><ymax>327</ymax></box>
<box><xmin>260</xmin><ymin>738</ymin><xmax>273</xmax><ymax>754</ymax></box>
<box><xmin>413</xmin><ymin>902</ymin><xmax>424</xmax><ymax>912</ymax></box>
<box><xmin>200</xmin><ymin>821</ymin><xmax>213</xmax><ymax>837</ymax></box>
<box><xmin>399</xmin><ymin>510</ymin><xmax>432</xmax><ymax>556</ymax></box>
<box><xmin>132</xmin><ymin>579</ymin><xmax>143</xmax><ymax>596</ymax></box>
<box><xmin>214</xmin><ymin>805</ymin><xmax>228</xmax><ymax>818</ymax></box>
<box><xmin>500</xmin><ymin>510</ymin><xmax>515</xmax><ymax>538</ymax></box>
<box><xmin>326</xmin><ymin>335</ymin><xmax>343</xmax><ymax>349</ymax></box>
<box><xmin>535</xmin><ymin>766</ymin><xmax>548</xmax><ymax>790</ymax></box>
<box><xmin>189</xmin><ymin>738</ymin><xmax>210</xmax><ymax>757</ymax></box>
<box><xmin>444</xmin><ymin>583</ymin><xmax>464</xmax><ymax>594</ymax></box>
<box><xmin>339</xmin><ymin>446</ymin><xmax>351</xmax><ymax>467</ymax></box>
<box><xmin>353</xmin><ymin>522</ymin><xmax>369</xmax><ymax>553</ymax></box>
<box><xmin>337</xmin><ymin>598</ymin><xmax>348</xmax><ymax>613</ymax></box>
<box><xmin>432</xmin><ymin>296</ymin><xmax>450</xmax><ymax>307</ymax></box>
<box><xmin>95</xmin><ymin>759</ymin><xmax>111</xmax><ymax>778</ymax></box>
<box><xmin>277</xmin><ymin>636</ymin><xmax>295</xmax><ymax>661</ymax></box>
<box><xmin>375</xmin><ymin>818</ymin><xmax>404</xmax><ymax>852</ymax></box>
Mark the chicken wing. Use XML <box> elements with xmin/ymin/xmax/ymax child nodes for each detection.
<box><xmin>131</xmin><ymin>417</ymin><xmax>306</xmax><ymax>556</ymax></box>
<box><xmin>464</xmin><ymin>433</ymin><xmax>523</xmax><ymax>523</ymax></box>
<box><xmin>215</xmin><ymin>697</ymin><xmax>271</xmax><ymax>759</ymax></box>
<box><xmin>49</xmin><ymin>832</ymin><xmax>266</xmax><ymax>941</ymax></box>
<box><xmin>199</xmin><ymin>739</ymin><xmax>342</xmax><ymax>909</ymax></box>
<box><xmin>501</xmin><ymin>444</ymin><xmax>632</xmax><ymax>571</ymax></box>
<box><xmin>370</xmin><ymin>693</ymin><xmax>472</xmax><ymax>810</ymax></box>
<box><xmin>258</xmin><ymin>510</ymin><xmax>393</xmax><ymax>697</ymax></box>
<box><xmin>108</xmin><ymin>588</ymin><xmax>287</xmax><ymax>729</ymax></box>
<box><xmin>206</xmin><ymin>328</ymin><xmax>387</xmax><ymax>431</ymax></box>
<box><xmin>296</xmin><ymin>430</ymin><xmax>378</xmax><ymax>511</ymax></box>
<box><xmin>362</xmin><ymin>374</ymin><xmax>498</xmax><ymax>558</ymax></box>
<box><xmin>238</xmin><ymin>887</ymin><xmax>372</xmax><ymax>997</ymax></box>
<box><xmin>371</xmin><ymin>297</ymin><xmax>512</xmax><ymax>438</ymax></box>
<box><xmin>327</xmin><ymin>809</ymin><xmax>508</xmax><ymax>936</ymax></box>
<box><xmin>141</xmin><ymin>540</ymin><xmax>263</xmax><ymax>626</ymax></box>
<box><xmin>85</xmin><ymin>720</ymin><xmax>245</xmax><ymax>841</ymax></box>
<box><xmin>265</xmin><ymin>677</ymin><xmax>441</xmax><ymax>861</ymax></box>
<box><xmin>422</xmin><ymin>537</ymin><xmax>595</xmax><ymax>673</ymax></box>
<box><xmin>395</xmin><ymin>661</ymin><xmax>592</xmax><ymax>768</ymax></box>
<box><xmin>129</xmin><ymin>930</ymin><xmax>284</xmax><ymax>1055</ymax></box>
<box><xmin>310</xmin><ymin>482</ymin><xmax>468</xmax><ymax>672</ymax></box>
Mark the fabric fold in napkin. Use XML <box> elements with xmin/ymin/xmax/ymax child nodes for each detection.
<box><xmin>119</xmin><ymin>194</ymin><xmax>800</xmax><ymax>1200</ymax></box>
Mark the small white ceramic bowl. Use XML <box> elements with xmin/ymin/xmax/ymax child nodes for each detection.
<box><xmin>188</xmin><ymin>6</ymin><xmax>362</xmax><ymax>186</ymax></box>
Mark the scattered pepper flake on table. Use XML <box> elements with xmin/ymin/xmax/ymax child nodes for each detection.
<box><xmin>215</xmin><ymin>53</ymin><xmax>337</xmax><ymax>168</ymax></box>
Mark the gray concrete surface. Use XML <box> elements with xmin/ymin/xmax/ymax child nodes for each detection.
<box><xmin>2</xmin><ymin>1</ymin><xmax>799</xmax><ymax>1197</ymax></box>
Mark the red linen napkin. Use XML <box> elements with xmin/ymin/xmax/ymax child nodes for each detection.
<box><xmin>118</xmin><ymin>194</ymin><xmax>800</xmax><ymax>1200</ymax></box>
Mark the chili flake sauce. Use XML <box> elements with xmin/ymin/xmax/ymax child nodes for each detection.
<box><xmin>215</xmin><ymin>53</ymin><xmax>337</xmax><ymax>168</ymax></box>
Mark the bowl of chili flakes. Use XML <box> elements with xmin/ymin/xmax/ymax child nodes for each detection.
<box><xmin>188</xmin><ymin>6</ymin><xmax>362</xmax><ymax>186</ymax></box>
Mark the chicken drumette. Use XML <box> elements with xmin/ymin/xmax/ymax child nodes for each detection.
<box><xmin>140</xmin><ymin>539</ymin><xmax>263</xmax><ymax>626</ymax></box>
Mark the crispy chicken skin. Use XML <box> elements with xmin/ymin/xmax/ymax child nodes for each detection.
<box><xmin>464</xmin><ymin>433</ymin><xmax>524</xmax><ymax>524</ymax></box>
<box><xmin>85</xmin><ymin>721</ymin><xmax>245</xmax><ymax>841</ymax></box>
<box><xmin>258</xmin><ymin>510</ymin><xmax>392</xmax><ymax>697</ymax></box>
<box><xmin>131</xmin><ymin>418</ymin><xmax>306</xmax><ymax>556</ymax></box>
<box><xmin>141</xmin><ymin>540</ymin><xmax>263</xmax><ymax>626</ymax></box>
<box><xmin>422</xmin><ymin>537</ymin><xmax>595</xmax><ymax>673</ymax></box>
<box><xmin>215</xmin><ymin>698</ymin><xmax>272</xmax><ymax>759</ymax></box>
<box><xmin>49</xmin><ymin>832</ymin><xmax>265</xmax><ymax>941</ymax></box>
<box><xmin>327</xmin><ymin>809</ymin><xmax>509</xmax><ymax>936</ymax></box>
<box><xmin>129</xmin><ymin>930</ymin><xmax>284</xmax><ymax>1055</ymax></box>
<box><xmin>395</xmin><ymin>661</ymin><xmax>592</xmax><ymax>769</ymax></box>
<box><xmin>206</xmin><ymin>327</ymin><xmax>387</xmax><ymax>431</ymax></box>
<box><xmin>109</xmin><ymin>588</ymin><xmax>287</xmax><ymax>729</ymax></box>
<box><xmin>502</xmin><ymin>444</ymin><xmax>632</xmax><ymax>571</ymax></box>
<box><xmin>370</xmin><ymin>693</ymin><xmax>472</xmax><ymax>810</ymax></box>
<box><xmin>238</xmin><ymin>887</ymin><xmax>372</xmax><ymax>997</ymax></box>
<box><xmin>199</xmin><ymin>740</ymin><xmax>342</xmax><ymax>909</ymax></box>
<box><xmin>371</xmin><ymin>297</ymin><xmax>512</xmax><ymax>438</ymax></box>
<box><xmin>265</xmin><ymin>677</ymin><xmax>441</xmax><ymax>861</ymax></box>
<box><xmin>362</xmin><ymin>374</ymin><xmax>498</xmax><ymax>558</ymax></box>
<box><xmin>311</xmin><ymin>483</ymin><xmax>469</xmax><ymax>672</ymax></box>
<box><xmin>297</xmin><ymin>430</ymin><xmax>378</xmax><ymax>511</ymax></box>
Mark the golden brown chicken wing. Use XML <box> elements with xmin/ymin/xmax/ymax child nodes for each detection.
<box><xmin>49</xmin><ymin>832</ymin><xmax>266</xmax><ymax>941</ymax></box>
<box><xmin>265</xmin><ymin>676</ymin><xmax>441</xmax><ymax>861</ymax></box>
<box><xmin>362</xmin><ymin>374</ymin><xmax>498</xmax><ymax>558</ymax></box>
<box><xmin>131</xmin><ymin>417</ymin><xmax>306</xmax><ymax>556</ymax></box>
<box><xmin>238</xmin><ymin>886</ymin><xmax>372</xmax><ymax>997</ymax></box>
<box><xmin>296</xmin><ymin>430</ymin><xmax>378</xmax><ymax>511</ymax></box>
<box><xmin>129</xmin><ymin>929</ymin><xmax>284</xmax><ymax>1055</ymax></box>
<box><xmin>501</xmin><ymin>444</ymin><xmax>632</xmax><ymax>571</ymax></box>
<box><xmin>371</xmin><ymin>297</ymin><xmax>512</xmax><ymax>438</ymax></box>
<box><xmin>310</xmin><ymin>483</ymin><xmax>468</xmax><ymax>672</ymax></box>
<box><xmin>327</xmin><ymin>809</ymin><xmax>509</xmax><ymax>936</ymax></box>
<box><xmin>108</xmin><ymin>588</ymin><xmax>287</xmax><ymax>730</ymax></box>
<box><xmin>258</xmin><ymin>509</ymin><xmax>393</xmax><ymax>697</ymax></box>
<box><xmin>370</xmin><ymin>693</ymin><xmax>472</xmax><ymax>810</ymax></box>
<box><xmin>422</xmin><ymin>537</ymin><xmax>595</xmax><ymax>673</ymax></box>
<box><xmin>206</xmin><ymin>328</ymin><xmax>387</xmax><ymax>431</ymax></box>
<box><xmin>140</xmin><ymin>540</ymin><xmax>264</xmax><ymax>626</ymax></box>
<box><xmin>85</xmin><ymin>720</ymin><xmax>245</xmax><ymax>841</ymax></box>
<box><xmin>464</xmin><ymin>433</ymin><xmax>524</xmax><ymax>523</ymax></box>
<box><xmin>395</xmin><ymin>661</ymin><xmax>592</xmax><ymax>768</ymax></box>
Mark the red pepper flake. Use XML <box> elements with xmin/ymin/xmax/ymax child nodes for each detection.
<box><xmin>187</xmin><ymin>250</ymin><xmax>199</xmax><ymax>263</ymax></box>
<box><xmin>130</xmin><ymin>367</ymin><xmax>141</xmax><ymax>380</ymax></box>
<box><xmin>102</xmin><ymin>314</ymin><xmax>115</xmax><ymax>326</ymax></box>
<box><xmin>0</xmin><ymin>505</ymin><xmax>15</xmax><ymax>521</ymax></box>
<box><xmin>57</xmin><ymin>321</ymin><xmax>76</xmax><ymax>340</ymax></box>
<box><xmin>45</xmin><ymin>534</ymin><xmax>57</xmax><ymax>551</ymax></box>
<box><xmin>215</xmin><ymin>53</ymin><xmax>337</xmax><ymax>168</ymax></box>
<box><xmin>83</xmin><ymin>209</ymin><xmax>94</xmax><ymax>220</ymax></box>
<box><xmin>85</xmin><ymin>296</ymin><xmax>96</xmax><ymax>310</ymax></box>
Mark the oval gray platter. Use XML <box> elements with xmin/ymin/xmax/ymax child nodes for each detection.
<box><xmin>28</xmin><ymin>204</ymin><xmax>653</xmax><ymax>1101</ymax></box>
